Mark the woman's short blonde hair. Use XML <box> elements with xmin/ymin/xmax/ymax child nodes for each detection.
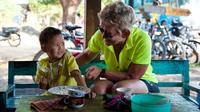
<box><xmin>98</xmin><ymin>1</ymin><xmax>136</xmax><ymax>31</ymax></box>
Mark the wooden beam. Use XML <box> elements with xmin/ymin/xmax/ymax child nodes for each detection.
<box><xmin>84</xmin><ymin>0</ymin><xmax>101</xmax><ymax>48</ymax></box>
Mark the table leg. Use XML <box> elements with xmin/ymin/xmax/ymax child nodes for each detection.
<box><xmin>0</xmin><ymin>92</ymin><xmax>6</xmax><ymax>112</ymax></box>
<box><xmin>197</xmin><ymin>93</ymin><xmax>200</xmax><ymax>109</ymax></box>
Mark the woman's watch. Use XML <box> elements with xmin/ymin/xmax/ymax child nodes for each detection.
<box><xmin>99</xmin><ymin>69</ymin><xmax>106</xmax><ymax>77</ymax></box>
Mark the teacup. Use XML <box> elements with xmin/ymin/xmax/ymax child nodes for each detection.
<box><xmin>63</xmin><ymin>89</ymin><xmax>86</xmax><ymax>108</ymax></box>
<box><xmin>116</xmin><ymin>87</ymin><xmax>131</xmax><ymax>95</ymax></box>
<box><xmin>116</xmin><ymin>87</ymin><xmax>132</xmax><ymax>100</ymax></box>
<box><xmin>68</xmin><ymin>89</ymin><xmax>85</xmax><ymax>97</ymax></box>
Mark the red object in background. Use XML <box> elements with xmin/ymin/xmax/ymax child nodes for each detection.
<box><xmin>74</xmin><ymin>38</ymin><xmax>81</xmax><ymax>45</ymax></box>
<box><xmin>72</xmin><ymin>52</ymin><xmax>80</xmax><ymax>57</ymax></box>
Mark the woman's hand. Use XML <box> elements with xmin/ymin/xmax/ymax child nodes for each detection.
<box><xmin>86</xmin><ymin>66</ymin><xmax>102</xmax><ymax>80</ymax></box>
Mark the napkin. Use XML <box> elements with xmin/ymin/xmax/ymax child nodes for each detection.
<box><xmin>30</xmin><ymin>97</ymin><xmax>68</xmax><ymax>112</ymax></box>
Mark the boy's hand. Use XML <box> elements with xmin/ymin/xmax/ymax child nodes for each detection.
<box><xmin>86</xmin><ymin>66</ymin><xmax>102</xmax><ymax>80</ymax></box>
<box><xmin>39</xmin><ymin>76</ymin><xmax>49</xmax><ymax>90</ymax></box>
<box><xmin>71</xmin><ymin>70</ymin><xmax>87</xmax><ymax>87</ymax></box>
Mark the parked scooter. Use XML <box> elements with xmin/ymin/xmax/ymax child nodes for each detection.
<box><xmin>0</xmin><ymin>27</ymin><xmax>21</xmax><ymax>47</ymax></box>
<box><xmin>62</xmin><ymin>24</ymin><xmax>84</xmax><ymax>50</ymax></box>
<box><xmin>170</xmin><ymin>19</ymin><xmax>184</xmax><ymax>37</ymax></box>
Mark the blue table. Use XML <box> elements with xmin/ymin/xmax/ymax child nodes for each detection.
<box><xmin>15</xmin><ymin>93</ymin><xmax>199</xmax><ymax>112</ymax></box>
<box><xmin>0</xmin><ymin>84</ymin><xmax>15</xmax><ymax>112</ymax></box>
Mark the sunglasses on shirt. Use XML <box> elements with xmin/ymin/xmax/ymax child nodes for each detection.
<box><xmin>99</xmin><ymin>27</ymin><xmax>113</xmax><ymax>39</ymax></box>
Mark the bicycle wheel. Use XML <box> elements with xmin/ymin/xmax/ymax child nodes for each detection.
<box><xmin>8</xmin><ymin>33</ymin><xmax>21</xmax><ymax>47</ymax></box>
<box><xmin>182</xmin><ymin>42</ymin><xmax>199</xmax><ymax>63</ymax></box>
<box><xmin>165</xmin><ymin>39</ymin><xmax>185</xmax><ymax>60</ymax></box>
<box><xmin>188</xmin><ymin>40</ymin><xmax>200</xmax><ymax>53</ymax></box>
<box><xmin>33</xmin><ymin>50</ymin><xmax>48</xmax><ymax>61</ymax></box>
<box><xmin>152</xmin><ymin>39</ymin><xmax>166</xmax><ymax>60</ymax></box>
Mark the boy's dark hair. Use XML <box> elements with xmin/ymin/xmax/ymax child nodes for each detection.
<box><xmin>39</xmin><ymin>27</ymin><xmax>61</xmax><ymax>45</ymax></box>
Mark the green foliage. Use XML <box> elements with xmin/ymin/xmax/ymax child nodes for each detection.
<box><xmin>102</xmin><ymin>0</ymin><xmax>114</xmax><ymax>5</ymax></box>
<box><xmin>29</xmin><ymin>0</ymin><xmax>62</xmax><ymax>29</ymax></box>
<box><xmin>77</xmin><ymin>0</ymin><xmax>114</xmax><ymax>17</ymax></box>
<box><xmin>102</xmin><ymin>0</ymin><xmax>114</xmax><ymax>8</ymax></box>
<box><xmin>38</xmin><ymin>0</ymin><xmax>59</xmax><ymax>5</ymax></box>
<box><xmin>0</xmin><ymin>0</ymin><xmax>22</xmax><ymax>26</ymax></box>
<box><xmin>29</xmin><ymin>0</ymin><xmax>60</xmax><ymax>13</ymax></box>
<box><xmin>77</xmin><ymin>0</ymin><xmax>84</xmax><ymax>17</ymax></box>
<box><xmin>190</xmin><ymin>62</ymin><xmax>200</xmax><ymax>67</ymax></box>
<box><xmin>0</xmin><ymin>0</ymin><xmax>22</xmax><ymax>16</ymax></box>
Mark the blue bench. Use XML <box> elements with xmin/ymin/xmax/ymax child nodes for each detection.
<box><xmin>151</xmin><ymin>60</ymin><xmax>199</xmax><ymax>107</ymax></box>
<box><xmin>4</xmin><ymin>61</ymin><xmax>38</xmax><ymax>112</ymax></box>
<box><xmin>188</xmin><ymin>82</ymin><xmax>200</xmax><ymax>109</ymax></box>
<box><xmin>80</xmin><ymin>60</ymin><xmax>200</xmax><ymax>106</ymax></box>
<box><xmin>0</xmin><ymin>60</ymin><xmax>199</xmax><ymax>111</ymax></box>
<box><xmin>152</xmin><ymin>60</ymin><xmax>190</xmax><ymax>95</ymax></box>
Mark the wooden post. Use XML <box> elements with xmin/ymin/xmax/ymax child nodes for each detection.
<box><xmin>84</xmin><ymin>0</ymin><xmax>101</xmax><ymax>48</ymax></box>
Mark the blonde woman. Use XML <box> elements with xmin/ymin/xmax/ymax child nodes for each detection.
<box><xmin>76</xmin><ymin>2</ymin><xmax>159</xmax><ymax>95</ymax></box>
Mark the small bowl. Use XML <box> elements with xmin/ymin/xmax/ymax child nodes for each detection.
<box><xmin>116</xmin><ymin>87</ymin><xmax>132</xmax><ymax>100</ymax></box>
<box><xmin>116</xmin><ymin>87</ymin><xmax>131</xmax><ymax>94</ymax></box>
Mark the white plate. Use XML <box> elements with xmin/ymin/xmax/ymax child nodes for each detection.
<box><xmin>48</xmin><ymin>86</ymin><xmax>91</xmax><ymax>96</ymax></box>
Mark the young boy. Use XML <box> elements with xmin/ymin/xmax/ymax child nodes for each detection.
<box><xmin>35</xmin><ymin>27</ymin><xmax>86</xmax><ymax>90</ymax></box>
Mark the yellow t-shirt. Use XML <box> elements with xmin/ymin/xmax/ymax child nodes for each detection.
<box><xmin>88</xmin><ymin>27</ymin><xmax>158</xmax><ymax>83</ymax></box>
<box><xmin>35</xmin><ymin>51</ymin><xmax>80</xmax><ymax>89</ymax></box>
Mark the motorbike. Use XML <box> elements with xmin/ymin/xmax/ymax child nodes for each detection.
<box><xmin>170</xmin><ymin>20</ymin><xmax>184</xmax><ymax>37</ymax></box>
<box><xmin>0</xmin><ymin>27</ymin><xmax>21</xmax><ymax>47</ymax></box>
<box><xmin>62</xmin><ymin>24</ymin><xmax>84</xmax><ymax>50</ymax></box>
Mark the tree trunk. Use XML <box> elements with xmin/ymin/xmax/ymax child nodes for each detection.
<box><xmin>60</xmin><ymin>0</ymin><xmax>82</xmax><ymax>25</ymax></box>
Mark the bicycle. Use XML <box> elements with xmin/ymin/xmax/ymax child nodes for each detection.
<box><xmin>162</xmin><ymin>25</ymin><xmax>199</xmax><ymax>63</ymax></box>
<box><xmin>0</xmin><ymin>27</ymin><xmax>21</xmax><ymax>47</ymax></box>
<box><xmin>149</xmin><ymin>20</ymin><xmax>199</xmax><ymax>63</ymax></box>
<box><xmin>151</xmin><ymin>33</ymin><xmax>166</xmax><ymax>60</ymax></box>
<box><xmin>138</xmin><ymin>21</ymin><xmax>166</xmax><ymax>60</ymax></box>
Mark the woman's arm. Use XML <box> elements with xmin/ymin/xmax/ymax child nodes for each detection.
<box><xmin>102</xmin><ymin>63</ymin><xmax>148</xmax><ymax>82</ymax></box>
<box><xmin>76</xmin><ymin>48</ymin><xmax>99</xmax><ymax>66</ymax></box>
